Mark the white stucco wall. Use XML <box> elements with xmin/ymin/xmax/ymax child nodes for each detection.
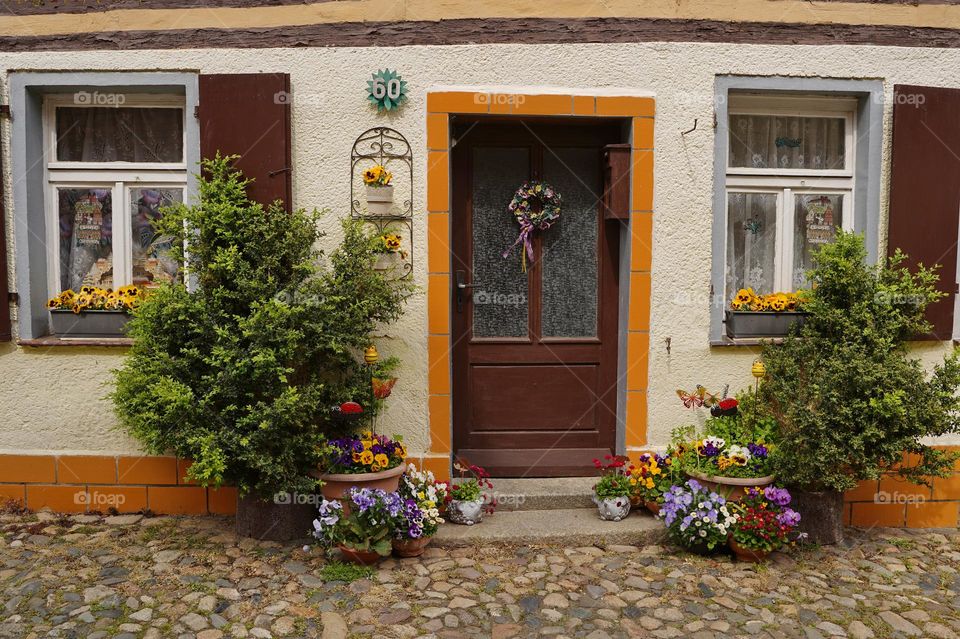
<box><xmin>2</xmin><ymin>41</ymin><xmax>960</xmax><ymax>456</ymax></box>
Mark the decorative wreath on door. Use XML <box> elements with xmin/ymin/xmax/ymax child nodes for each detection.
<box><xmin>502</xmin><ymin>181</ymin><xmax>562</xmax><ymax>272</ymax></box>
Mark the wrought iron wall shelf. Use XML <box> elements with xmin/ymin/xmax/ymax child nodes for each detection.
<box><xmin>351</xmin><ymin>127</ymin><xmax>414</xmax><ymax>280</ymax></box>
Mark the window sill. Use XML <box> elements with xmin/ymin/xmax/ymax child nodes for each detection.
<box><xmin>710</xmin><ymin>336</ymin><xmax>785</xmax><ymax>347</ymax></box>
<box><xmin>18</xmin><ymin>336</ymin><xmax>133</xmax><ymax>348</ymax></box>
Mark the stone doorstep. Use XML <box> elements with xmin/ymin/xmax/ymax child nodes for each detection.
<box><xmin>478</xmin><ymin>477</ymin><xmax>597</xmax><ymax>512</ymax></box>
<box><xmin>433</xmin><ymin>507</ymin><xmax>663</xmax><ymax>548</ymax></box>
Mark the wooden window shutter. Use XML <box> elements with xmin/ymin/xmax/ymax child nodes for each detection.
<box><xmin>198</xmin><ymin>73</ymin><xmax>292</xmax><ymax>210</ymax></box>
<box><xmin>0</xmin><ymin>148</ymin><xmax>10</xmax><ymax>342</ymax></box>
<box><xmin>888</xmin><ymin>85</ymin><xmax>960</xmax><ymax>340</ymax></box>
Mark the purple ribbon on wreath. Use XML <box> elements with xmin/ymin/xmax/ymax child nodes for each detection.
<box><xmin>502</xmin><ymin>218</ymin><xmax>536</xmax><ymax>269</ymax></box>
<box><xmin>502</xmin><ymin>181</ymin><xmax>561</xmax><ymax>273</ymax></box>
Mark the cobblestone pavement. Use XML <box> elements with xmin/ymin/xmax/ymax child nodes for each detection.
<box><xmin>1</xmin><ymin>512</ymin><xmax>959</xmax><ymax>639</ymax></box>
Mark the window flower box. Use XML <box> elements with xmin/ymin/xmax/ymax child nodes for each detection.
<box><xmin>725</xmin><ymin>310</ymin><xmax>808</xmax><ymax>339</ymax></box>
<box><xmin>49</xmin><ymin>309</ymin><xmax>130</xmax><ymax>338</ymax></box>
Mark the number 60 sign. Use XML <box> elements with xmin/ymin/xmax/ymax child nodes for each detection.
<box><xmin>366</xmin><ymin>69</ymin><xmax>408</xmax><ymax>112</ymax></box>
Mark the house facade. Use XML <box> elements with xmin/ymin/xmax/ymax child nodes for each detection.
<box><xmin>1</xmin><ymin>0</ymin><xmax>960</xmax><ymax>527</ymax></box>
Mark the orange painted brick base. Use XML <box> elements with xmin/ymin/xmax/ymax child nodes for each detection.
<box><xmin>0</xmin><ymin>453</ymin><xmax>451</xmax><ymax>516</ymax></box>
<box><xmin>844</xmin><ymin>447</ymin><xmax>960</xmax><ymax>528</ymax></box>
<box><xmin>0</xmin><ymin>454</ymin><xmax>236</xmax><ymax>515</ymax></box>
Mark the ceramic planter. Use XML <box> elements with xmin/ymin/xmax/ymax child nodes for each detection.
<box><xmin>365</xmin><ymin>184</ymin><xmax>394</xmax><ymax>215</ymax></box>
<box><xmin>392</xmin><ymin>536</ymin><xmax>432</xmax><ymax>558</ymax></box>
<box><xmin>792</xmin><ymin>488</ymin><xmax>844</xmax><ymax>545</ymax></box>
<box><xmin>317</xmin><ymin>464</ymin><xmax>405</xmax><ymax>513</ymax></box>
<box><xmin>338</xmin><ymin>545</ymin><xmax>384</xmax><ymax>566</ymax></box>
<box><xmin>373</xmin><ymin>252</ymin><xmax>402</xmax><ymax>272</ymax></box>
<box><xmin>729</xmin><ymin>538</ymin><xmax>770</xmax><ymax>563</ymax></box>
<box><xmin>595</xmin><ymin>496</ymin><xmax>631</xmax><ymax>521</ymax></box>
<box><xmin>725</xmin><ymin>310</ymin><xmax>808</xmax><ymax>339</ymax></box>
<box><xmin>447</xmin><ymin>498</ymin><xmax>484</xmax><ymax>525</ymax></box>
<box><xmin>683</xmin><ymin>539</ymin><xmax>720</xmax><ymax>556</ymax></box>
<box><xmin>49</xmin><ymin>309</ymin><xmax>130</xmax><ymax>338</ymax></box>
<box><xmin>685</xmin><ymin>470</ymin><xmax>776</xmax><ymax>503</ymax></box>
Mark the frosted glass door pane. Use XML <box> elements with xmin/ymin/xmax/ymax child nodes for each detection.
<box><xmin>793</xmin><ymin>193</ymin><xmax>843</xmax><ymax>288</ymax></box>
<box><xmin>726</xmin><ymin>192</ymin><xmax>777</xmax><ymax>296</ymax></box>
<box><xmin>130</xmin><ymin>187</ymin><xmax>183</xmax><ymax>288</ymax></box>
<box><xmin>57</xmin><ymin>187</ymin><xmax>113</xmax><ymax>291</ymax></box>
<box><xmin>472</xmin><ymin>147</ymin><xmax>529</xmax><ymax>338</ymax></box>
<box><xmin>541</xmin><ymin>148</ymin><xmax>599</xmax><ymax>338</ymax></box>
<box><xmin>729</xmin><ymin>114</ymin><xmax>845</xmax><ymax>170</ymax></box>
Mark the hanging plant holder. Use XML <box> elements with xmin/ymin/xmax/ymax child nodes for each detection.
<box><xmin>351</xmin><ymin>127</ymin><xmax>413</xmax><ymax>280</ymax></box>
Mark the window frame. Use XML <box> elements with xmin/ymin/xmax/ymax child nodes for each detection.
<box><xmin>42</xmin><ymin>95</ymin><xmax>188</xmax><ymax>298</ymax></box>
<box><xmin>710</xmin><ymin>77</ymin><xmax>884</xmax><ymax>345</ymax></box>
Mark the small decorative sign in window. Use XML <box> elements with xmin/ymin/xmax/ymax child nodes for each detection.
<box><xmin>366</xmin><ymin>69</ymin><xmax>408</xmax><ymax>112</ymax></box>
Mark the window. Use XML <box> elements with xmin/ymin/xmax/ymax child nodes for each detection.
<box><xmin>724</xmin><ymin>95</ymin><xmax>856</xmax><ymax>298</ymax></box>
<box><xmin>43</xmin><ymin>94</ymin><xmax>187</xmax><ymax>295</ymax></box>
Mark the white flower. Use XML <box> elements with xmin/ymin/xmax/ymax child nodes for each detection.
<box><xmin>702</xmin><ymin>516</ymin><xmax>710</xmax><ymax>523</ymax></box>
<box><xmin>703</xmin><ymin>436</ymin><xmax>725</xmax><ymax>449</ymax></box>
<box><xmin>699</xmin><ymin>530</ymin><xmax>707</xmax><ymax>537</ymax></box>
<box><xmin>727</xmin><ymin>445</ymin><xmax>752</xmax><ymax>461</ymax></box>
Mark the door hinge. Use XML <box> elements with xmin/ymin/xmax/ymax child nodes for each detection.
<box><xmin>7</xmin><ymin>292</ymin><xmax>18</xmax><ymax>304</ymax></box>
<box><xmin>194</xmin><ymin>105</ymin><xmax>200</xmax><ymax>119</ymax></box>
<box><xmin>0</xmin><ymin>105</ymin><xmax>11</xmax><ymax>119</ymax></box>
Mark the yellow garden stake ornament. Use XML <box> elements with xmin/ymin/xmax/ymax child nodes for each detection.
<box><xmin>751</xmin><ymin>359</ymin><xmax>766</xmax><ymax>394</ymax></box>
<box><xmin>364</xmin><ymin>344</ymin><xmax>379</xmax><ymax>365</ymax></box>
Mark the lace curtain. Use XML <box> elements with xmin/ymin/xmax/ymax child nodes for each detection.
<box><xmin>729</xmin><ymin>114</ymin><xmax>845</xmax><ymax>171</ymax></box>
<box><xmin>56</xmin><ymin>107</ymin><xmax>184</xmax><ymax>163</ymax></box>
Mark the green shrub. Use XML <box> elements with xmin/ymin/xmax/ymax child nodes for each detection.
<box><xmin>762</xmin><ymin>230</ymin><xmax>960</xmax><ymax>492</ymax></box>
<box><xmin>112</xmin><ymin>155</ymin><xmax>413</xmax><ymax>498</ymax></box>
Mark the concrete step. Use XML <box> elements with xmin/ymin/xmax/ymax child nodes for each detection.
<box><xmin>434</xmin><ymin>507</ymin><xmax>663</xmax><ymax>548</ymax></box>
<box><xmin>482</xmin><ymin>477</ymin><xmax>597</xmax><ymax>512</ymax></box>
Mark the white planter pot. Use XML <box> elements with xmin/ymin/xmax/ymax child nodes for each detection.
<box><xmin>365</xmin><ymin>184</ymin><xmax>394</xmax><ymax>215</ymax></box>
<box><xmin>373</xmin><ymin>252</ymin><xmax>402</xmax><ymax>272</ymax></box>
<box><xmin>594</xmin><ymin>496</ymin><xmax>631</xmax><ymax>522</ymax></box>
<box><xmin>447</xmin><ymin>498</ymin><xmax>484</xmax><ymax>525</ymax></box>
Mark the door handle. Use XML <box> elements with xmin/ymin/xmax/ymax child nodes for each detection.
<box><xmin>455</xmin><ymin>270</ymin><xmax>478</xmax><ymax>312</ymax></box>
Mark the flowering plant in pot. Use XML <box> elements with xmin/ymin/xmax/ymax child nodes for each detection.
<box><xmin>372</xmin><ymin>231</ymin><xmax>407</xmax><ymax>272</ymax></box>
<box><xmin>363</xmin><ymin>164</ymin><xmax>394</xmax><ymax>215</ymax></box>
<box><xmin>762</xmin><ymin>231</ymin><xmax>960</xmax><ymax>544</ymax></box>
<box><xmin>447</xmin><ymin>461</ymin><xmax>493</xmax><ymax>526</ymax></box>
<box><xmin>629</xmin><ymin>453</ymin><xmax>676</xmax><ymax>514</ymax></box>
<box><xmin>728</xmin><ymin>486</ymin><xmax>803</xmax><ymax>562</ymax></box>
<box><xmin>47</xmin><ymin>285</ymin><xmax>145</xmax><ymax>338</ymax></box>
<box><xmin>312</xmin><ymin>487</ymin><xmax>401</xmax><ymax>565</ymax></box>
<box><xmin>592</xmin><ymin>455</ymin><xmax>633</xmax><ymax>521</ymax></box>
<box><xmin>317</xmin><ymin>431</ymin><xmax>408</xmax><ymax>505</ymax></box>
<box><xmin>392</xmin><ymin>463</ymin><xmax>448</xmax><ymax>557</ymax></box>
<box><xmin>659</xmin><ymin>479</ymin><xmax>736</xmax><ymax>555</ymax></box>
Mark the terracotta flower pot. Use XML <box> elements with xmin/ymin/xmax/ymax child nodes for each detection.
<box><xmin>392</xmin><ymin>536</ymin><xmax>432</xmax><ymax>558</ymax></box>
<box><xmin>317</xmin><ymin>464</ymin><xmax>405</xmax><ymax>514</ymax></box>
<box><xmin>337</xmin><ymin>545</ymin><xmax>384</xmax><ymax>566</ymax></box>
<box><xmin>729</xmin><ymin>538</ymin><xmax>770</xmax><ymax>563</ymax></box>
<box><xmin>685</xmin><ymin>470</ymin><xmax>776</xmax><ymax>503</ymax></box>
<box><xmin>644</xmin><ymin>500</ymin><xmax>661</xmax><ymax>515</ymax></box>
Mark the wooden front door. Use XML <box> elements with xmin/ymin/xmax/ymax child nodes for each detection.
<box><xmin>451</xmin><ymin>119</ymin><xmax>624</xmax><ymax>477</ymax></box>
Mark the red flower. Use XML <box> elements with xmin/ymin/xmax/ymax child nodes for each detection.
<box><xmin>340</xmin><ymin>401</ymin><xmax>363</xmax><ymax>414</ymax></box>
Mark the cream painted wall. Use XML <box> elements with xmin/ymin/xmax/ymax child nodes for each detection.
<box><xmin>2</xmin><ymin>41</ymin><xmax>960</xmax><ymax>456</ymax></box>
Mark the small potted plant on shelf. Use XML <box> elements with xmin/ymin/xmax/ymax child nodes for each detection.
<box><xmin>630</xmin><ymin>452</ymin><xmax>676</xmax><ymax>515</ymax></box>
<box><xmin>47</xmin><ymin>285</ymin><xmax>144</xmax><ymax>338</ymax></box>
<box><xmin>659</xmin><ymin>479</ymin><xmax>736</xmax><ymax>555</ymax></box>
<box><xmin>312</xmin><ymin>488</ymin><xmax>399</xmax><ymax>565</ymax></box>
<box><xmin>447</xmin><ymin>461</ymin><xmax>493</xmax><ymax>526</ymax></box>
<box><xmin>592</xmin><ymin>455</ymin><xmax>633</xmax><ymax>521</ymax></box>
<box><xmin>725</xmin><ymin>288</ymin><xmax>809</xmax><ymax>339</ymax></box>
<box><xmin>372</xmin><ymin>231</ymin><xmax>407</xmax><ymax>272</ymax></box>
<box><xmin>392</xmin><ymin>463</ymin><xmax>449</xmax><ymax>557</ymax></box>
<box><xmin>728</xmin><ymin>485</ymin><xmax>803</xmax><ymax>562</ymax></box>
<box><xmin>316</xmin><ymin>431</ymin><xmax>408</xmax><ymax>506</ymax></box>
<box><xmin>363</xmin><ymin>164</ymin><xmax>394</xmax><ymax>215</ymax></box>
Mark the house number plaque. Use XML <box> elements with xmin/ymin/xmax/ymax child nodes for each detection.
<box><xmin>366</xmin><ymin>69</ymin><xmax>408</xmax><ymax>112</ymax></box>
